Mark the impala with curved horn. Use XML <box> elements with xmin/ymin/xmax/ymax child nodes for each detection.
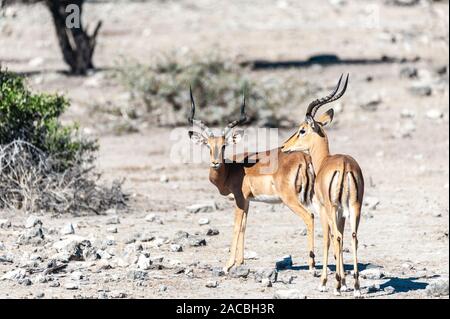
<box><xmin>188</xmin><ymin>87</ymin><xmax>317</xmax><ymax>272</ymax></box>
<box><xmin>282</xmin><ymin>74</ymin><xmax>365</xmax><ymax>297</ymax></box>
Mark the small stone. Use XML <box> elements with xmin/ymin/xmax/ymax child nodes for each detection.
<box><xmin>189</xmin><ymin>237</ymin><xmax>207</xmax><ymax>247</ymax></box>
<box><xmin>426</xmin><ymin>109</ymin><xmax>443</xmax><ymax>120</ymax></box>
<box><xmin>19</xmin><ymin>278</ymin><xmax>32</xmax><ymax>286</ymax></box>
<box><xmin>384</xmin><ymin>286</ymin><xmax>395</xmax><ymax>294</ymax></box>
<box><xmin>159</xmin><ymin>285</ymin><xmax>168</xmax><ymax>292</ymax></box>
<box><xmin>206</xmin><ymin>280</ymin><xmax>218</xmax><ymax>288</ymax></box>
<box><xmin>145</xmin><ymin>213</ymin><xmax>156</xmax><ymax>222</ymax></box>
<box><xmin>206</xmin><ymin>228</ymin><xmax>220</xmax><ymax>236</ymax></box>
<box><xmin>127</xmin><ymin>270</ymin><xmax>148</xmax><ymax>281</ymax></box>
<box><xmin>229</xmin><ymin>266</ymin><xmax>250</xmax><ymax>278</ymax></box>
<box><xmin>432</xmin><ymin>212</ymin><xmax>442</xmax><ymax>218</ymax></box>
<box><xmin>425</xmin><ymin>279</ymin><xmax>449</xmax><ymax>297</ymax></box>
<box><xmin>107</xmin><ymin>226</ymin><xmax>118</xmax><ymax>233</ymax></box>
<box><xmin>70</xmin><ymin>271</ymin><xmax>84</xmax><ymax>280</ymax></box>
<box><xmin>363</xmin><ymin>196</ymin><xmax>380</xmax><ymax>210</ymax></box>
<box><xmin>367</xmin><ymin>283</ymin><xmax>381</xmax><ymax>293</ymax></box>
<box><xmin>298</xmin><ymin>227</ymin><xmax>307</xmax><ymax>236</ymax></box>
<box><xmin>186</xmin><ymin>201</ymin><xmax>217</xmax><ymax>214</ymax></box>
<box><xmin>212</xmin><ymin>267</ymin><xmax>225</xmax><ymax>277</ymax></box>
<box><xmin>274</xmin><ymin>289</ymin><xmax>306</xmax><ymax>299</ymax></box>
<box><xmin>400</xmin><ymin>66</ymin><xmax>418</xmax><ymax>78</ymax></box>
<box><xmin>159</xmin><ymin>175</ymin><xmax>169</xmax><ymax>183</ymax></box>
<box><xmin>65</xmin><ymin>282</ymin><xmax>79</xmax><ymax>290</ymax></box>
<box><xmin>408</xmin><ymin>83</ymin><xmax>432</xmax><ymax>97</ymax></box>
<box><xmin>360</xmin><ymin>95</ymin><xmax>381</xmax><ymax>112</ymax></box>
<box><xmin>49</xmin><ymin>281</ymin><xmax>60</xmax><ymax>288</ymax></box>
<box><xmin>276</xmin><ymin>255</ymin><xmax>293</xmax><ymax>270</ymax></box>
<box><xmin>360</xmin><ymin>267</ymin><xmax>384</xmax><ymax>280</ymax></box>
<box><xmin>60</xmin><ymin>223</ymin><xmax>75</xmax><ymax>235</ymax></box>
<box><xmin>106</xmin><ymin>216</ymin><xmax>120</xmax><ymax>225</ymax></box>
<box><xmin>35</xmin><ymin>292</ymin><xmax>45</xmax><ymax>299</ymax></box>
<box><xmin>261</xmin><ymin>278</ymin><xmax>272</xmax><ymax>287</ymax></box>
<box><xmin>2</xmin><ymin>269</ymin><xmax>26</xmax><ymax>281</ymax></box>
<box><xmin>400</xmin><ymin>109</ymin><xmax>415</xmax><ymax>119</ymax></box>
<box><xmin>401</xmin><ymin>262</ymin><xmax>414</xmax><ymax>270</ymax></box>
<box><xmin>0</xmin><ymin>219</ymin><xmax>11</xmax><ymax>229</ymax></box>
<box><xmin>170</xmin><ymin>244</ymin><xmax>183</xmax><ymax>252</ymax></box>
<box><xmin>25</xmin><ymin>215</ymin><xmax>42</xmax><ymax>229</ymax></box>
<box><xmin>198</xmin><ymin>218</ymin><xmax>210</xmax><ymax>226</ymax></box>
<box><xmin>244</xmin><ymin>251</ymin><xmax>258</xmax><ymax>260</ymax></box>
<box><xmin>137</xmin><ymin>254</ymin><xmax>152</xmax><ymax>270</ymax></box>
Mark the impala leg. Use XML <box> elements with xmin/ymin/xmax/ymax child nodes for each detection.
<box><xmin>224</xmin><ymin>199</ymin><xmax>248</xmax><ymax>273</ymax></box>
<box><xmin>350</xmin><ymin>203</ymin><xmax>362</xmax><ymax>297</ymax></box>
<box><xmin>319</xmin><ymin>206</ymin><xmax>330</xmax><ymax>291</ymax></box>
<box><xmin>329</xmin><ymin>206</ymin><xmax>343</xmax><ymax>295</ymax></box>
<box><xmin>337</xmin><ymin>216</ymin><xmax>347</xmax><ymax>292</ymax></box>
<box><xmin>284</xmin><ymin>197</ymin><xmax>315</xmax><ymax>272</ymax></box>
<box><xmin>235</xmin><ymin>208</ymin><xmax>249</xmax><ymax>266</ymax></box>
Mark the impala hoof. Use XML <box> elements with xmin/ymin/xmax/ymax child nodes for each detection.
<box><xmin>333</xmin><ymin>289</ymin><xmax>341</xmax><ymax>296</ymax></box>
<box><xmin>354</xmin><ymin>289</ymin><xmax>362</xmax><ymax>298</ymax></box>
<box><xmin>340</xmin><ymin>285</ymin><xmax>350</xmax><ymax>292</ymax></box>
<box><xmin>318</xmin><ymin>285</ymin><xmax>327</xmax><ymax>292</ymax></box>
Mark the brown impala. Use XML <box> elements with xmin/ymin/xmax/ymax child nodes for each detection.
<box><xmin>281</xmin><ymin>74</ymin><xmax>364</xmax><ymax>297</ymax></box>
<box><xmin>187</xmin><ymin>87</ymin><xmax>316</xmax><ymax>273</ymax></box>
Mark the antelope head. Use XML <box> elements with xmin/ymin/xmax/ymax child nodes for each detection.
<box><xmin>281</xmin><ymin>74</ymin><xmax>349</xmax><ymax>153</ymax></box>
<box><xmin>188</xmin><ymin>87</ymin><xmax>247</xmax><ymax>170</ymax></box>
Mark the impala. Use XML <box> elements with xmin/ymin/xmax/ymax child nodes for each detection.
<box><xmin>281</xmin><ymin>74</ymin><xmax>364</xmax><ymax>297</ymax></box>
<box><xmin>187</xmin><ymin>87</ymin><xmax>316</xmax><ymax>272</ymax></box>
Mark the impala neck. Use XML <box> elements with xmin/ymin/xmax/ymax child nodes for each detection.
<box><xmin>309</xmin><ymin>136</ymin><xmax>330</xmax><ymax>173</ymax></box>
<box><xmin>209</xmin><ymin>164</ymin><xmax>229</xmax><ymax>193</ymax></box>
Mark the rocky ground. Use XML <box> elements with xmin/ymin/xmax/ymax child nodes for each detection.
<box><xmin>0</xmin><ymin>0</ymin><xmax>449</xmax><ymax>299</ymax></box>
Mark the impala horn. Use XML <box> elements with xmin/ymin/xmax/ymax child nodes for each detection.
<box><xmin>306</xmin><ymin>73</ymin><xmax>349</xmax><ymax>120</ymax></box>
<box><xmin>223</xmin><ymin>92</ymin><xmax>247</xmax><ymax>136</ymax></box>
<box><xmin>188</xmin><ymin>86</ymin><xmax>213</xmax><ymax>137</ymax></box>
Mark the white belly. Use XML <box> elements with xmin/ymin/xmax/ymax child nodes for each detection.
<box><xmin>250</xmin><ymin>195</ymin><xmax>283</xmax><ymax>204</ymax></box>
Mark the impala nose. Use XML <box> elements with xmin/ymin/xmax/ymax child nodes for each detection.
<box><xmin>210</xmin><ymin>162</ymin><xmax>221</xmax><ymax>169</ymax></box>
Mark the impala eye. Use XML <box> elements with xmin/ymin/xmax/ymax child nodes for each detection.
<box><xmin>299</xmin><ymin>129</ymin><xmax>306</xmax><ymax>136</ymax></box>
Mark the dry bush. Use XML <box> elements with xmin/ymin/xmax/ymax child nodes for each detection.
<box><xmin>111</xmin><ymin>52</ymin><xmax>317</xmax><ymax>129</ymax></box>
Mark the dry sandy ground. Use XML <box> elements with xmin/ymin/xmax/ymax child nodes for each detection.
<box><xmin>0</xmin><ymin>0</ymin><xmax>449</xmax><ymax>299</ymax></box>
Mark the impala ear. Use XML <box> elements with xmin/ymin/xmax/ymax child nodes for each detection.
<box><xmin>316</xmin><ymin>109</ymin><xmax>334</xmax><ymax>127</ymax></box>
<box><xmin>188</xmin><ymin>131</ymin><xmax>207</xmax><ymax>145</ymax></box>
<box><xmin>227</xmin><ymin>129</ymin><xmax>244</xmax><ymax>145</ymax></box>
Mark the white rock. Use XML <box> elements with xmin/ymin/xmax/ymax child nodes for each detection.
<box><xmin>65</xmin><ymin>282</ymin><xmax>79</xmax><ymax>290</ymax></box>
<box><xmin>274</xmin><ymin>289</ymin><xmax>306</xmax><ymax>299</ymax></box>
<box><xmin>205</xmin><ymin>280</ymin><xmax>218</xmax><ymax>288</ymax></box>
<box><xmin>186</xmin><ymin>201</ymin><xmax>217</xmax><ymax>214</ymax></box>
<box><xmin>400</xmin><ymin>109</ymin><xmax>415</xmax><ymax>119</ymax></box>
<box><xmin>1</xmin><ymin>269</ymin><xmax>26</xmax><ymax>281</ymax></box>
<box><xmin>107</xmin><ymin>226</ymin><xmax>118</xmax><ymax>233</ymax></box>
<box><xmin>363</xmin><ymin>196</ymin><xmax>380</xmax><ymax>210</ymax></box>
<box><xmin>159</xmin><ymin>175</ymin><xmax>169</xmax><ymax>183</ymax></box>
<box><xmin>25</xmin><ymin>215</ymin><xmax>42</xmax><ymax>229</ymax></box>
<box><xmin>426</xmin><ymin>109</ymin><xmax>443</xmax><ymax>120</ymax></box>
<box><xmin>0</xmin><ymin>219</ymin><xmax>11</xmax><ymax>229</ymax></box>
<box><xmin>426</xmin><ymin>279</ymin><xmax>449</xmax><ymax>297</ymax></box>
<box><xmin>198</xmin><ymin>218</ymin><xmax>210</xmax><ymax>226</ymax></box>
<box><xmin>261</xmin><ymin>278</ymin><xmax>272</xmax><ymax>287</ymax></box>
<box><xmin>60</xmin><ymin>223</ymin><xmax>75</xmax><ymax>235</ymax></box>
<box><xmin>28</xmin><ymin>57</ymin><xmax>44</xmax><ymax>67</ymax></box>
<box><xmin>137</xmin><ymin>254</ymin><xmax>152</xmax><ymax>270</ymax></box>
<box><xmin>70</xmin><ymin>271</ymin><xmax>84</xmax><ymax>280</ymax></box>
<box><xmin>145</xmin><ymin>213</ymin><xmax>156</xmax><ymax>222</ymax></box>
<box><xmin>244</xmin><ymin>251</ymin><xmax>259</xmax><ymax>260</ymax></box>
<box><xmin>170</xmin><ymin>244</ymin><xmax>183</xmax><ymax>252</ymax></box>
<box><xmin>106</xmin><ymin>216</ymin><xmax>120</xmax><ymax>225</ymax></box>
<box><xmin>360</xmin><ymin>268</ymin><xmax>384</xmax><ymax>280</ymax></box>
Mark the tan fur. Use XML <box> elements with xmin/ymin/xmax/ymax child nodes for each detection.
<box><xmin>282</xmin><ymin>109</ymin><xmax>364</xmax><ymax>296</ymax></box>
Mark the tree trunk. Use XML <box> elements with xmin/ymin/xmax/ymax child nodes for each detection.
<box><xmin>45</xmin><ymin>0</ymin><xmax>102</xmax><ymax>75</ymax></box>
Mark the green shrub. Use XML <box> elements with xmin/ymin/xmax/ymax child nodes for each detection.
<box><xmin>0</xmin><ymin>69</ymin><xmax>97</xmax><ymax>170</ymax></box>
<box><xmin>0</xmin><ymin>69</ymin><xmax>126</xmax><ymax>214</ymax></box>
